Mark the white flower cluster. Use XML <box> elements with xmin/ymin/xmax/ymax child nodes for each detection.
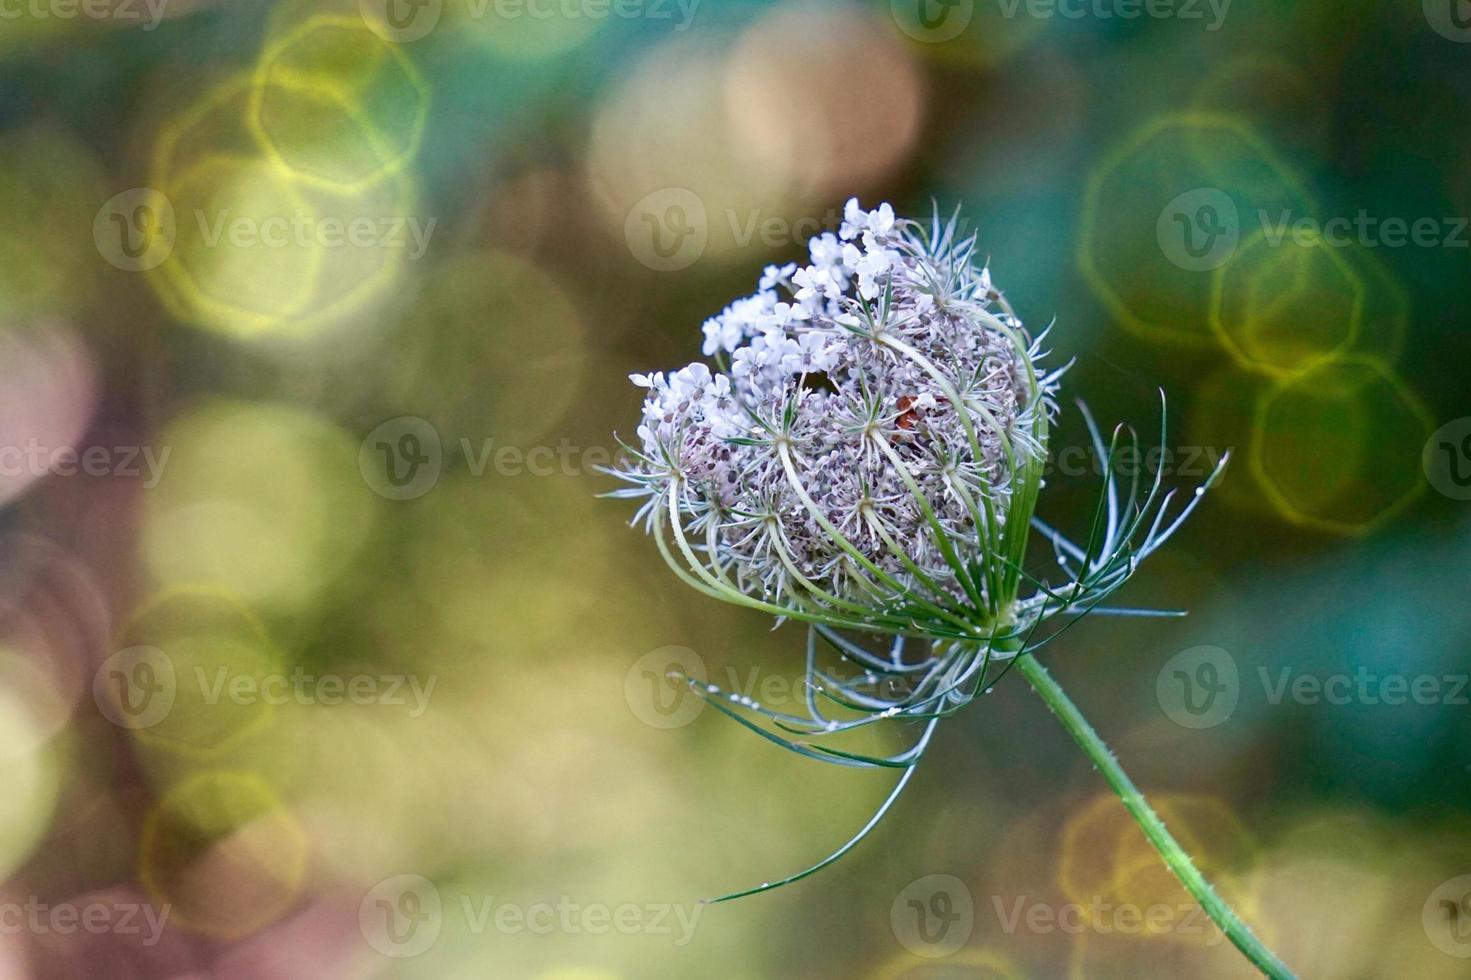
<box><xmin>618</xmin><ymin>201</ymin><xmax>1057</xmax><ymax>618</ymax></box>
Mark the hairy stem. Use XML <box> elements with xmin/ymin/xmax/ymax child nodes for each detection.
<box><xmin>1013</xmin><ymin>653</ymin><xmax>1296</xmax><ymax>979</ymax></box>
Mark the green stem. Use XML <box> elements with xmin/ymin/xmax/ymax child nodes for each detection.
<box><xmin>1013</xmin><ymin>653</ymin><xmax>1296</xmax><ymax>979</ymax></box>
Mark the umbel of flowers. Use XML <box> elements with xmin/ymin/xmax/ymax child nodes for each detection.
<box><xmin>617</xmin><ymin>201</ymin><xmax>1066</xmax><ymax>643</ymax></box>
<box><xmin>610</xmin><ymin>203</ymin><xmax>1292</xmax><ymax>978</ymax></box>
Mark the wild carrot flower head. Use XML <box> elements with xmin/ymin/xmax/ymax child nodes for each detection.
<box><xmin>615</xmin><ymin>202</ymin><xmax>1065</xmax><ymax>640</ymax></box>
<box><xmin>609</xmin><ymin>201</ymin><xmax>1228</xmax><ymax>902</ymax></box>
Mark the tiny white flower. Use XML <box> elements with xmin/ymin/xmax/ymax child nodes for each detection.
<box><xmin>840</xmin><ymin>197</ymin><xmax>867</xmax><ymax>240</ymax></box>
<box><xmin>793</xmin><ymin>265</ymin><xmax>843</xmax><ymax>305</ymax></box>
<box><xmin>868</xmin><ymin>203</ymin><xmax>896</xmax><ymax>238</ymax></box>
<box><xmin>841</xmin><ymin>199</ymin><xmax>896</xmax><ymax>241</ymax></box>
<box><xmin>670</xmin><ymin>363</ymin><xmax>712</xmax><ymax>404</ymax></box>
<box><xmin>730</xmin><ymin>345</ymin><xmax>761</xmax><ymax>378</ymax></box>
<box><xmin>702</xmin><ymin>316</ymin><xmax>739</xmax><ymax>355</ymax></box>
<box><xmin>762</xmin><ymin>301</ymin><xmax>810</xmax><ymax>332</ymax></box>
<box><xmin>781</xmin><ymin>331</ymin><xmax>838</xmax><ymax>374</ymax></box>
<box><xmin>762</xmin><ymin>330</ymin><xmax>800</xmax><ymax>368</ymax></box>
<box><xmin>846</xmin><ymin>242</ymin><xmax>896</xmax><ymax>300</ymax></box>
<box><xmin>760</xmin><ymin>262</ymin><xmax>797</xmax><ymax>291</ymax></box>
<box><xmin>809</xmin><ymin>232</ymin><xmax>846</xmax><ymax>272</ymax></box>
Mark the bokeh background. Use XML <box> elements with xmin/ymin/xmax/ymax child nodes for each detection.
<box><xmin>1</xmin><ymin>0</ymin><xmax>1470</xmax><ymax>976</ymax></box>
